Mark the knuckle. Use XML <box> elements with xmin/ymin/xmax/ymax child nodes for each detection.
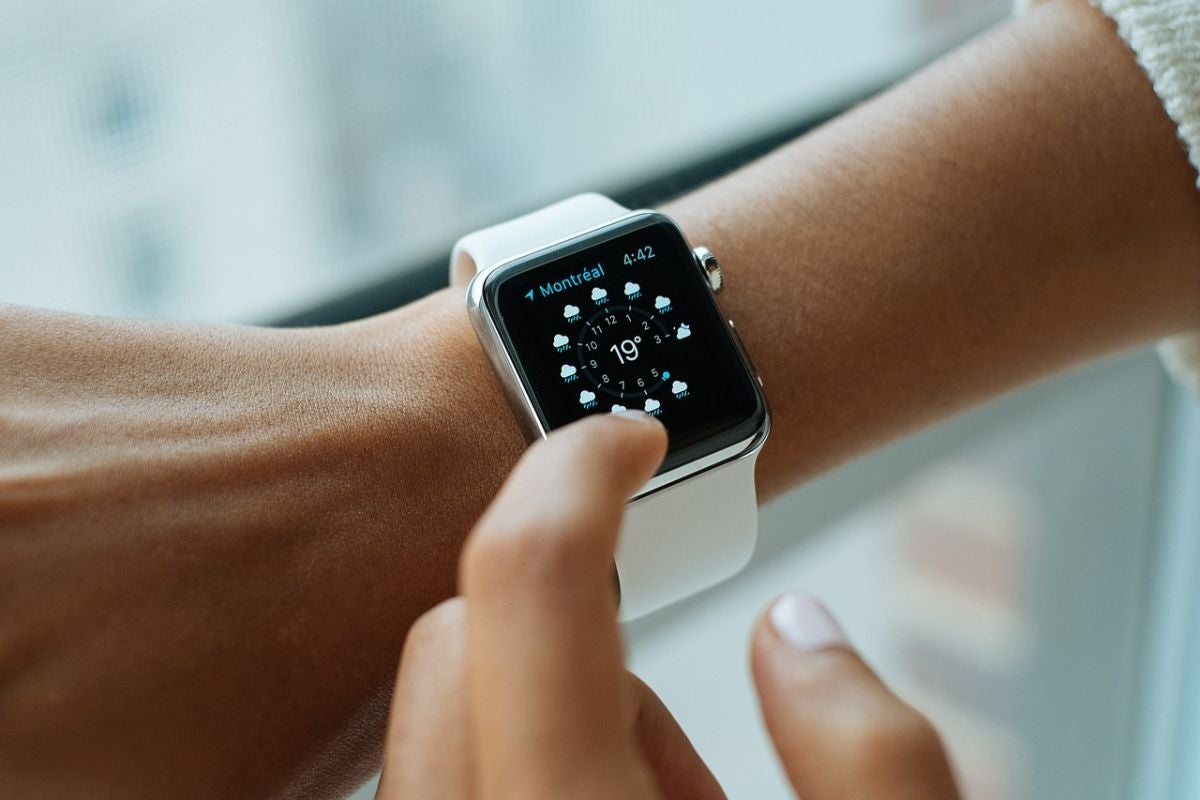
<box><xmin>401</xmin><ymin>598</ymin><xmax>465</xmax><ymax>662</ymax></box>
<box><xmin>464</xmin><ymin>516</ymin><xmax>606</xmax><ymax>598</ymax></box>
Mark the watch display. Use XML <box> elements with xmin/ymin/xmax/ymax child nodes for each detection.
<box><xmin>486</xmin><ymin>215</ymin><xmax>765</xmax><ymax>473</ymax></box>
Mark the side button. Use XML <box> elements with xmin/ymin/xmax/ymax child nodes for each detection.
<box><xmin>693</xmin><ymin>246</ymin><xmax>723</xmax><ymax>294</ymax></box>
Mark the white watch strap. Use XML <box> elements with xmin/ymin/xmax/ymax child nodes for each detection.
<box><xmin>453</xmin><ymin>193</ymin><xmax>761</xmax><ymax>620</ymax></box>
<box><xmin>449</xmin><ymin>193</ymin><xmax>629</xmax><ymax>285</ymax></box>
<box><xmin>616</xmin><ymin>452</ymin><xmax>758</xmax><ymax>621</ymax></box>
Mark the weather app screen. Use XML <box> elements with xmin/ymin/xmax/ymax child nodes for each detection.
<box><xmin>489</xmin><ymin>218</ymin><xmax>764</xmax><ymax>473</ymax></box>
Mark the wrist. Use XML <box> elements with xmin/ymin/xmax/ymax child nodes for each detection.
<box><xmin>336</xmin><ymin>286</ymin><xmax>525</xmax><ymax>531</ymax></box>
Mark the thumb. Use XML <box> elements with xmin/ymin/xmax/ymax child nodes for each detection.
<box><xmin>749</xmin><ymin>593</ymin><xmax>960</xmax><ymax>800</ymax></box>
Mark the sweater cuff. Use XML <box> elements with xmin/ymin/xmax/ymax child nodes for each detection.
<box><xmin>1017</xmin><ymin>0</ymin><xmax>1200</xmax><ymax>397</ymax></box>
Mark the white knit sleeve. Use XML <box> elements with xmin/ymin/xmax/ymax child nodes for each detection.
<box><xmin>1018</xmin><ymin>0</ymin><xmax>1200</xmax><ymax>397</ymax></box>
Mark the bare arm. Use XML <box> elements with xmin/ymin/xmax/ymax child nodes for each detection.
<box><xmin>2</xmin><ymin>1</ymin><xmax>1197</xmax><ymax>796</ymax></box>
<box><xmin>668</xmin><ymin>0</ymin><xmax>1200</xmax><ymax>493</ymax></box>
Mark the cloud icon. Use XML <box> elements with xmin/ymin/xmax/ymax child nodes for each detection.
<box><xmin>644</xmin><ymin>398</ymin><xmax>661</xmax><ymax>412</ymax></box>
<box><xmin>676</xmin><ymin>324</ymin><xmax>691</xmax><ymax>340</ymax></box>
<box><xmin>624</xmin><ymin>281</ymin><xmax>641</xmax><ymax>296</ymax></box>
<box><xmin>671</xmin><ymin>380</ymin><xmax>688</xmax><ymax>395</ymax></box>
<box><xmin>591</xmin><ymin>287</ymin><xmax>607</xmax><ymax>301</ymax></box>
<box><xmin>579</xmin><ymin>390</ymin><xmax>596</xmax><ymax>405</ymax></box>
<box><xmin>552</xmin><ymin>333</ymin><xmax>569</xmax><ymax>348</ymax></box>
<box><xmin>654</xmin><ymin>295</ymin><xmax>671</xmax><ymax>310</ymax></box>
<box><xmin>560</xmin><ymin>364</ymin><xmax>577</xmax><ymax>378</ymax></box>
<box><xmin>563</xmin><ymin>304</ymin><xmax>580</xmax><ymax>318</ymax></box>
<box><xmin>610</xmin><ymin>404</ymin><xmax>627</xmax><ymax>413</ymax></box>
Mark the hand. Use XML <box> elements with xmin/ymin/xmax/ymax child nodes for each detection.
<box><xmin>378</xmin><ymin>413</ymin><xmax>960</xmax><ymax>799</ymax></box>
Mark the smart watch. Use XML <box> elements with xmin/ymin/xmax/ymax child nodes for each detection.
<box><xmin>452</xmin><ymin>193</ymin><xmax>770</xmax><ymax>620</ymax></box>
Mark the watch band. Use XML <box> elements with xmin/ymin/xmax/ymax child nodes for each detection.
<box><xmin>450</xmin><ymin>193</ymin><xmax>629</xmax><ymax>285</ymax></box>
<box><xmin>452</xmin><ymin>193</ymin><xmax>761</xmax><ymax>620</ymax></box>
<box><xmin>617</xmin><ymin>447</ymin><xmax>759</xmax><ymax>620</ymax></box>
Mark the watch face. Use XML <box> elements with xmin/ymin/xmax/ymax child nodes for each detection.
<box><xmin>484</xmin><ymin>213</ymin><xmax>765</xmax><ymax>474</ymax></box>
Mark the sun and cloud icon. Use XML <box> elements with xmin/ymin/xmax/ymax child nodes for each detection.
<box><xmin>654</xmin><ymin>295</ymin><xmax>672</xmax><ymax>311</ymax></box>
<box><xmin>644</xmin><ymin>398</ymin><xmax>661</xmax><ymax>413</ymax></box>
<box><xmin>671</xmin><ymin>380</ymin><xmax>689</xmax><ymax>397</ymax></box>
<box><xmin>579</xmin><ymin>390</ymin><xmax>597</xmax><ymax>407</ymax></box>
<box><xmin>591</xmin><ymin>286</ymin><xmax>608</xmax><ymax>303</ymax></box>
<box><xmin>676</xmin><ymin>323</ymin><xmax>691</xmax><ymax>340</ymax></box>
<box><xmin>552</xmin><ymin>333</ymin><xmax>569</xmax><ymax>350</ymax></box>
<box><xmin>624</xmin><ymin>281</ymin><xmax>641</xmax><ymax>298</ymax></box>
<box><xmin>560</xmin><ymin>364</ymin><xmax>578</xmax><ymax>381</ymax></box>
<box><xmin>563</xmin><ymin>304</ymin><xmax>580</xmax><ymax>320</ymax></box>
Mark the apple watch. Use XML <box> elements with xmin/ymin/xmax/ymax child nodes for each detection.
<box><xmin>452</xmin><ymin>193</ymin><xmax>770</xmax><ymax>620</ymax></box>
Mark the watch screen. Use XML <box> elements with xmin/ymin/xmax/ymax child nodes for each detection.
<box><xmin>486</xmin><ymin>215</ymin><xmax>765</xmax><ymax>473</ymax></box>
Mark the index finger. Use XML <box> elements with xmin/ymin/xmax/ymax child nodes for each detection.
<box><xmin>460</xmin><ymin>412</ymin><xmax>667</xmax><ymax>796</ymax></box>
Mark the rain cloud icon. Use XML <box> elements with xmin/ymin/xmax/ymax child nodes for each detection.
<box><xmin>552</xmin><ymin>333</ymin><xmax>569</xmax><ymax>348</ymax></box>
<box><xmin>644</xmin><ymin>398</ymin><xmax>661</xmax><ymax>413</ymax></box>
<box><xmin>624</xmin><ymin>281</ymin><xmax>641</xmax><ymax>297</ymax></box>
<box><xmin>560</xmin><ymin>364</ymin><xmax>577</xmax><ymax>379</ymax></box>
<box><xmin>671</xmin><ymin>380</ymin><xmax>688</xmax><ymax>395</ymax></box>
<box><xmin>591</xmin><ymin>287</ymin><xmax>608</xmax><ymax>302</ymax></box>
<box><xmin>610</xmin><ymin>404</ymin><xmax>627</xmax><ymax>413</ymax></box>
<box><xmin>676</xmin><ymin>324</ymin><xmax>691</xmax><ymax>340</ymax></box>
<box><xmin>654</xmin><ymin>295</ymin><xmax>671</xmax><ymax>310</ymax></box>
<box><xmin>579</xmin><ymin>389</ymin><xmax>597</xmax><ymax>405</ymax></box>
<box><xmin>563</xmin><ymin>304</ymin><xmax>580</xmax><ymax>319</ymax></box>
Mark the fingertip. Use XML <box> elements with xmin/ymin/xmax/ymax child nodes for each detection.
<box><xmin>562</xmin><ymin>411</ymin><xmax>668</xmax><ymax>485</ymax></box>
<box><xmin>767</xmin><ymin>592</ymin><xmax>849</xmax><ymax>651</ymax></box>
<box><xmin>581</xmin><ymin>408</ymin><xmax>667</xmax><ymax>448</ymax></box>
<box><xmin>749</xmin><ymin>592</ymin><xmax>862</xmax><ymax>738</ymax></box>
<box><xmin>748</xmin><ymin>594</ymin><xmax>961</xmax><ymax>800</ymax></box>
<box><xmin>751</xmin><ymin>593</ymin><xmax>844</xmax><ymax>675</ymax></box>
<box><xmin>461</xmin><ymin>410</ymin><xmax>666</xmax><ymax>607</ymax></box>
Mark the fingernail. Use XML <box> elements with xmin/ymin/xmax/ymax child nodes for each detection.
<box><xmin>769</xmin><ymin>592</ymin><xmax>847</xmax><ymax>651</ymax></box>
<box><xmin>610</xmin><ymin>409</ymin><xmax>658</xmax><ymax>425</ymax></box>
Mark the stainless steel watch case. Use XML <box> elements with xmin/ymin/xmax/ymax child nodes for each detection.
<box><xmin>465</xmin><ymin>208</ymin><xmax>770</xmax><ymax>501</ymax></box>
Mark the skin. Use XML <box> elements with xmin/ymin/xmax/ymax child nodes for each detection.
<box><xmin>378</xmin><ymin>413</ymin><xmax>959</xmax><ymax>799</ymax></box>
<box><xmin>0</xmin><ymin>0</ymin><xmax>1197</xmax><ymax>795</ymax></box>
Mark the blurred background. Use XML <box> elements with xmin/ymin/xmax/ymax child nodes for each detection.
<box><xmin>3</xmin><ymin>1</ymin><xmax>1198</xmax><ymax>798</ymax></box>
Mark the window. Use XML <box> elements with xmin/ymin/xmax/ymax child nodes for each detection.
<box><xmin>0</xmin><ymin>0</ymin><xmax>1006</xmax><ymax>321</ymax></box>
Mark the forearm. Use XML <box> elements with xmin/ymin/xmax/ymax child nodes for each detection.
<box><xmin>421</xmin><ymin>1</ymin><xmax>1200</xmax><ymax>501</ymax></box>
<box><xmin>0</xmin><ymin>300</ymin><xmax>520</xmax><ymax>797</ymax></box>
<box><xmin>666</xmin><ymin>0</ymin><xmax>1200</xmax><ymax>494</ymax></box>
